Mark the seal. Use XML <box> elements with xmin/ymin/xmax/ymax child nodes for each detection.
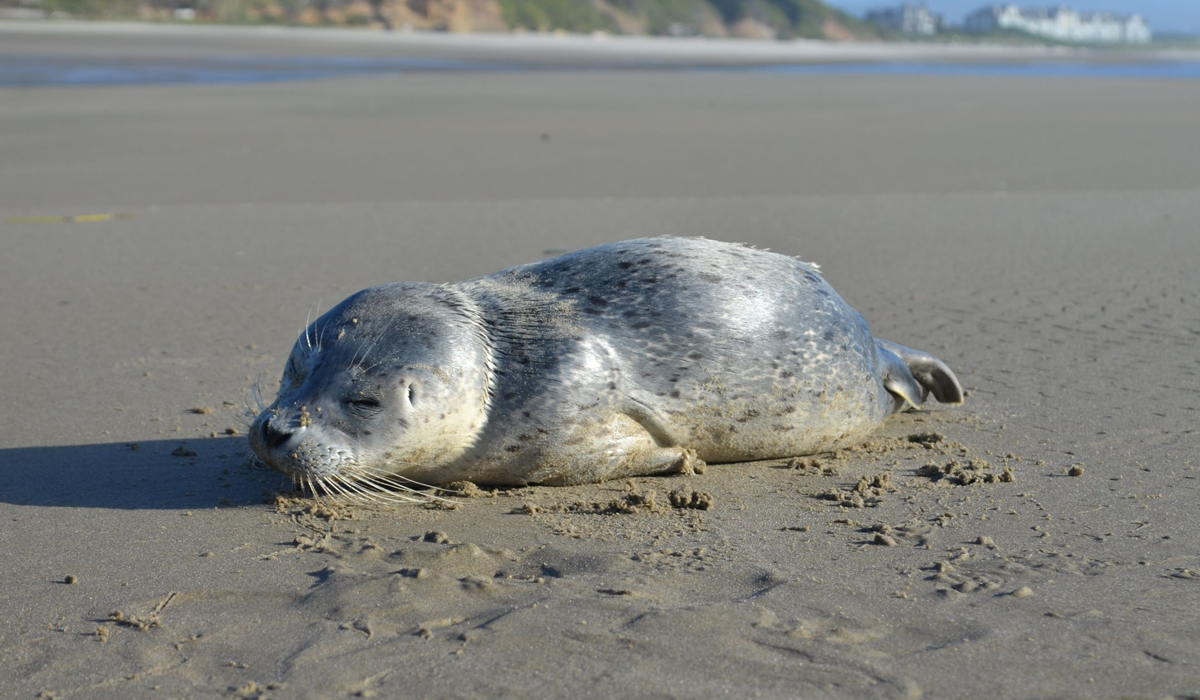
<box><xmin>249</xmin><ymin>237</ymin><xmax>963</xmax><ymax>497</ymax></box>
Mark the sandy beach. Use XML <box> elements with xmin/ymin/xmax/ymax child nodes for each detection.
<box><xmin>1</xmin><ymin>23</ymin><xmax>1198</xmax><ymax>699</ymax></box>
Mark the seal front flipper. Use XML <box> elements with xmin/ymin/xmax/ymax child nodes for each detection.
<box><xmin>875</xmin><ymin>339</ymin><xmax>964</xmax><ymax>411</ymax></box>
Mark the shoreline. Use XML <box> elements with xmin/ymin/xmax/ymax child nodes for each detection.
<box><xmin>9</xmin><ymin>18</ymin><xmax>1198</xmax><ymax>66</ymax></box>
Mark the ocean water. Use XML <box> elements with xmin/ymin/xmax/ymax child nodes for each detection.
<box><xmin>0</xmin><ymin>54</ymin><xmax>509</xmax><ymax>87</ymax></box>
<box><xmin>2</xmin><ymin>52</ymin><xmax>1199</xmax><ymax>87</ymax></box>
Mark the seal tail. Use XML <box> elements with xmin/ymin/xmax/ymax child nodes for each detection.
<box><xmin>874</xmin><ymin>339</ymin><xmax>964</xmax><ymax>412</ymax></box>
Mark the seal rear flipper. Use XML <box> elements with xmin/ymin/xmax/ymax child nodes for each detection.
<box><xmin>875</xmin><ymin>339</ymin><xmax>964</xmax><ymax>406</ymax></box>
<box><xmin>876</xmin><ymin>344</ymin><xmax>925</xmax><ymax>413</ymax></box>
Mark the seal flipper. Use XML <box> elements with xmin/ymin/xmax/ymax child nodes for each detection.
<box><xmin>875</xmin><ymin>339</ymin><xmax>964</xmax><ymax>407</ymax></box>
<box><xmin>876</xmin><ymin>344</ymin><xmax>925</xmax><ymax>412</ymax></box>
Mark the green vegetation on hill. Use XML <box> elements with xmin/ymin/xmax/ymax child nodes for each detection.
<box><xmin>497</xmin><ymin>0</ymin><xmax>616</xmax><ymax>33</ymax></box>
<box><xmin>708</xmin><ymin>0</ymin><xmax>871</xmax><ymax>38</ymax></box>
<box><xmin>9</xmin><ymin>0</ymin><xmax>881</xmax><ymax>39</ymax></box>
<box><xmin>608</xmin><ymin>0</ymin><xmax>719</xmax><ymax>36</ymax></box>
<box><xmin>498</xmin><ymin>0</ymin><xmax>878</xmax><ymax>38</ymax></box>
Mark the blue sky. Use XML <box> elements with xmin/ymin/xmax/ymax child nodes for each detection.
<box><xmin>825</xmin><ymin>1</ymin><xmax>1200</xmax><ymax>34</ymax></box>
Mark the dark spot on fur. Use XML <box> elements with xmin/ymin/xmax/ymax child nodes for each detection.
<box><xmin>823</xmin><ymin>330</ymin><xmax>835</xmax><ymax>341</ymax></box>
<box><xmin>781</xmin><ymin>370</ymin><xmax>794</xmax><ymax>378</ymax></box>
<box><xmin>587</xmin><ymin>296</ymin><xmax>608</xmax><ymax>307</ymax></box>
<box><xmin>618</xmin><ymin>261</ymin><xmax>633</xmax><ymax>270</ymax></box>
<box><xmin>670</xmin><ymin>390</ymin><xmax>681</xmax><ymax>398</ymax></box>
<box><xmin>563</xmin><ymin>286</ymin><xmax>581</xmax><ymax>295</ymax></box>
<box><xmin>503</xmin><ymin>392</ymin><xmax>517</xmax><ymax>401</ymax></box>
<box><xmin>505</xmin><ymin>445</ymin><xmax>522</xmax><ymax>453</ymax></box>
<box><xmin>631</xmin><ymin>321</ymin><xmax>652</xmax><ymax>330</ymax></box>
<box><xmin>608</xmin><ymin>382</ymin><xmax>617</xmax><ymax>390</ymax></box>
<box><xmin>687</xmin><ymin>352</ymin><xmax>704</xmax><ymax>361</ymax></box>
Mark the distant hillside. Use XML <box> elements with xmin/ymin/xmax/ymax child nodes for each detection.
<box><xmin>14</xmin><ymin>0</ymin><xmax>883</xmax><ymax>40</ymax></box>
<box><xmin>495</xmin><ymin>0</ymin><xmax>881</xmax><ymax>39</ymax></box>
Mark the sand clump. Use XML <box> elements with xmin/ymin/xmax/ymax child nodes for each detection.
<box><xmin>917</xmin><ymin>460</ymin><xmax>1015</xmax><ymax>486</ymax></box>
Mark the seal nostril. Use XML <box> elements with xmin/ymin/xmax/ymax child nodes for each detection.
<box><xmin>271</xmin><ymin>431</ymin><xmax>293</xmax><ymax>450</ymax></box>
<box><xmin>261</xmin><ymin>418</ymin><xmax>294</xmax><ymax>450</ymax></box>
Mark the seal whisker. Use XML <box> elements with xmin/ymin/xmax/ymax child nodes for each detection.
<box><xmin>335</xmin><ymin>474</ymin><xmax>428</xmax><ymax>504</ymax></box>
<box><xmin>319</xmin><ymin>476</ymin><xmax>345</xmax><ymax>500</ymax></box>
<box><xmin>250</xmin><ymin>372</ymin><xmax>268</xmax><ymax>413</ymax></box>
<box><xmin>336</xmin><ymin>466</ymin><xmax>461</xmax><ymax>504</ymax></box>
<box><xmin>329</xmin><ymin>474</ymin><xmax>372</xmax><ymax>501</ymax></box>
<box><xmin>345</xmin><ymin>464</ymin><xmax>462</xmax><ymax>496</ymax></box>
<box><xmin>352</xmin><ymin>326</ymin><xmax>392</xmax><ymax>373</ymax></box>
<box><xmin>313</xmin><ymin>476</ymin><xmax>335</xmax><ymax>500</ymax></box>
<box><xmin>339</xmin><ymin>467</ymin><xmax>431</xmax><ymax>495</ymax></box>
<box><xmin>331</xmin><ymin>475</ymin><xmax>382</xmax><ymax>502</ymax></box>
<box><xmin>348</xmin><ymin>326</ymin><xmax>378</xmax><ymax>370</ymax></box>
<box><xmin>325</xmin><ymin>471</ymin><xmax>427</xmax><ymax>504</ymax></box>
<box><xmin>347</xmin><ymin>325</ymin><xmax>379</xmax><ymax>371</ymax></box>
<box><xmin>314</xmin><ymin>296</ymin><xmax>324</xmax><ymax>353</ymax></box>
<box><xmin>304</xmin><ymin>301</ymin><xmax>317</xmax><ymax>355</ymax></box>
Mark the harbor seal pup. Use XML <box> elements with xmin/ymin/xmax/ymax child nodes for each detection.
<box><xmin>249</xmin><ymin>237</ymin><xmax>962</xmax><ymax>496</ymax></box>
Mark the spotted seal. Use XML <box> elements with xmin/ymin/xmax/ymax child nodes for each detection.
<box><xmin>249</xmin><ymin>237</ymin><xmax>962</xmax><ymax>496</ymax></box>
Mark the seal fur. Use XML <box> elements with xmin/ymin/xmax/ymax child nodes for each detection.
<box><xmin>249</xmin><ymin>237</ymin><xmax>963</xmax><ymax>491</ymax></box>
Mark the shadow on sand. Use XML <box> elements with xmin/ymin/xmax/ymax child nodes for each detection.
<box><xmin>0</xmin><ymin>437</ymin><xmax>292</xmax><ymax>510</ymax></box>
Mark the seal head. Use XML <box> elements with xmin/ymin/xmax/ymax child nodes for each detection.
<box><xmin>248</xmin><ymin>282</ymin><xmax>492</xmax><ymax>495</ymax></box>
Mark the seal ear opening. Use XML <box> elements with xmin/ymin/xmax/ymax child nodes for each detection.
<box><xmin>875</xmin><ymin>339</ymin><xmax>964</xmax><ymax>406</ymax></box>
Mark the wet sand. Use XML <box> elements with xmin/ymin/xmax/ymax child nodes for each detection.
<box><xmin>1</xmin><ymin>25</ymin><xmax>1199</xmax><ymax>700</ymax></box>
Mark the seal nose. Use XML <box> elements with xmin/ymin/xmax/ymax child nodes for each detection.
<box><xmin>261</xmin><ymin>418</ymin><xmax>295</xmax><ymax>451</ymax></box>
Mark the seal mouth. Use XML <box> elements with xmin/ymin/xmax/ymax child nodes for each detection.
<box><xmin>249</xmin><ymin>409</ymin><xmax>458</xmax><ymax>504</ymax></box>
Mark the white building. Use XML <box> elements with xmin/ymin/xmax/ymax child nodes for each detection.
<box><xmin>965</xmin><ymin>5</ymin><xmax>1152</xmax><ymax>43</ymax></box>
<box><xmin>866</xmin><ymin>4</ymin><xmax>942</xmax><ymax>36</ymax></box>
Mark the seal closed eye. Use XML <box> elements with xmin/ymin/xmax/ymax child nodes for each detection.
<box><xmin>248</xmin><ymin>237</ymin><xmax>963</xmax><ymax>494</ymax></box>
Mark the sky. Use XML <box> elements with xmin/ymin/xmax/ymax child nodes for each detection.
<box><xmin>825</xmin><ymin>1</ymin><xmax>1200</xmax><ymax>34</ymax></box>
